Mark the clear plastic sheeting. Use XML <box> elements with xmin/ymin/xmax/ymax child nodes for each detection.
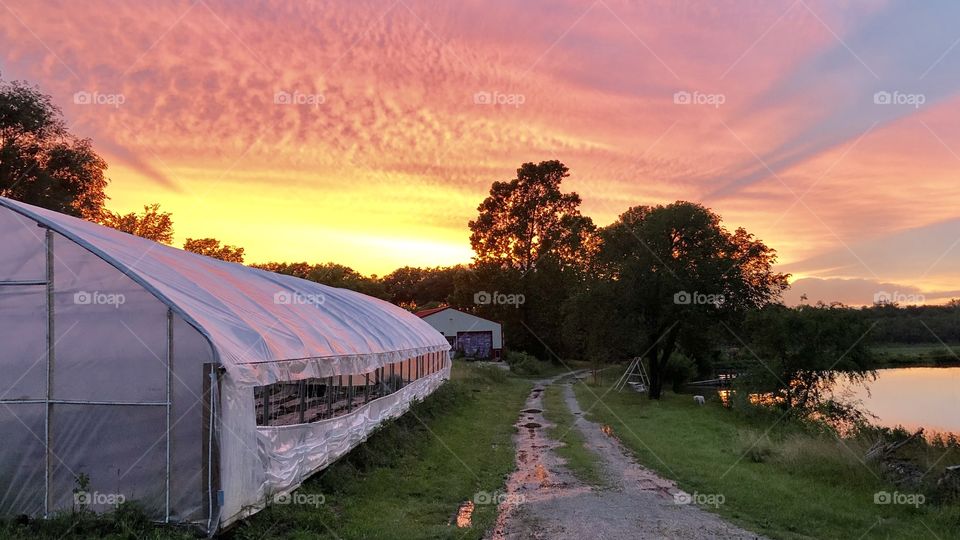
<box><xmin>0</xmin><ymin>197</ymin><xmax>451</xmax><ymax>533</ymax></box>
<box><xmin>246</xmin><ymin>366</ymin><xmax>450</xmax><ymax>527</ymax></box>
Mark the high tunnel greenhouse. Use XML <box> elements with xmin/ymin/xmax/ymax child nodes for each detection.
<box><xmin>0</xmin><ymin>196</ymin><xmax>451</xmax><ymax>532</ymax></box>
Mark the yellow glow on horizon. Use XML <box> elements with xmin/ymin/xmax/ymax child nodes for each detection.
<box><xmin>104</xmin><ymin>164</ymin><xmax>476</xmax><ymax>275</ymax></box>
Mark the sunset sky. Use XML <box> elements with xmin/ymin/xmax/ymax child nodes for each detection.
<box><xmin>3</xmin><ymin>0</ymin><xmax>960</xmax><ymax>305</ymax></box>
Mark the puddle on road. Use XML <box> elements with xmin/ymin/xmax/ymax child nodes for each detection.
<box><xmin>454</xmin><ymin>500</ymin><xmax>475</xmax><ymax>528</ymax></box>
<box><xmin>522</xmin><ymin>408</ymin><xmax>542</xmax><ymax>413</ymax></box>
<box><xmin>523</xmin><ymin>422</ymin><xmax>542</xmax><ymax>429</ymax></box>
<box><xmin>534</xmin><ymin>463</ymin><xmax>549</xmax><ymax>483</ymax></box>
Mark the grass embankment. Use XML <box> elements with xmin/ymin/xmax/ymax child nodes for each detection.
<box><xmin>574</xmin><ymin>383</ymin><xmax>959</xmax><ymax>540</ymax></box>
<box><xmin>541</xmin><ymin>384</ymin><xmax>606</xmax><ymax>486</ymax></box>
<box><xmin>0</xmin><ymin>362</ymin><xmax>531</xmax><ymax>540</ymax></box>
<box><xmin>873</xmin><ymin>343</ymin><xmax>960</xmax><ymax>367</ymax></box>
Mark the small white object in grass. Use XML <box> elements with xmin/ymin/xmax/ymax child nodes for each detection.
<box><xmin>693</xmin><ymin>395</ymin><xmax>705</xmax><ymax>405</ymax></box>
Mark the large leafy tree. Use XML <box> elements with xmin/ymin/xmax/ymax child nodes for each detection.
<box><xmin>98</xmin><ymin>203</ymin><xmax>174</xmax><ymax>244</ymax></box>
<box><xmin>469</xmin><ymin>160</ymin><xmax>595</xmax><ymax>273</ymax></box>
<box><xmin>0</xmin><ymin>76</ymin><xmax>108</xmax><ymax>218</ymax></box>
<box><xmin>467</xmin><ymin>161</ymin><xmax>596</xmax><ymax>357</ymax></box>
<box><xmin>594</xmin><ymin>201</ymin><xmax>788</xmax><ymax>399</ymax></box>
<box><xmin>183</xmin><ymin>237</ymin><xmax>245</xmax><ymax>263</ymax></box>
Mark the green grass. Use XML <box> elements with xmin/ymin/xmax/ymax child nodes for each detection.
<box><xmin>541</xmin><ymin>385</ymin><xmax>607</xmax><ymax>487</ymax></box>
<box><xmin>873</xmin><ymin>343</ymin><xmax>960</xmax><ymax>367</ymax></box>
<box><xmin>574</xmin><ymin>383</ymin><xmax>960</xmax><ymax>540</ymax></box>
<box><xmin>0</xmin><ymin>361</ymin><xmax>531</xmax><ymax>540</ymax></box>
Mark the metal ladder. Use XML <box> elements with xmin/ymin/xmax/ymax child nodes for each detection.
<box><xmin>613</xmin><ymin>357</ymin><xmax>649</xmax><ymax>393</ymax></box>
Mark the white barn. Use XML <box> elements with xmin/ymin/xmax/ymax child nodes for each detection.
<box><xmin>0</xmin><ymin>196</ymin><xmax>450</xmax><ymax>533</ymax></box>
<box><xmin>415</xmin><ymin>307</ymin><xmax>503</xmax><ymax>360</ymax></box>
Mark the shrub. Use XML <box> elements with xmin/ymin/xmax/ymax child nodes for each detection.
<box><xmin>504</xmin><ymin>351</ymin><xmax>547</xmax><ymax>377</ymax></box>
<box><xmin>736</xmin><ymin>429</ymin><xmax>777</xmax><ymax>463</ymax></box>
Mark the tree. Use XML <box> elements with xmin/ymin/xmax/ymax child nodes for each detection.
<box><xmin>0</xmin><ymin>75</ymin><xmax>108</xmax><ymax>219</ymax></box>
<box><xmin>381</xmin><ymin>265</ymin><xmax>465</xmax><ymax>310</ymax></box>
<box><xmin>739</xmin><ymin>304</ymin><xmax>875</xmax><ymax>422</ymax></box>
<box><xmin>592</xmin><ymin>202</ymin><xmax>789</xmax><ymax>399</ymax></box>
<box><xmin>183</xmin><ymin>237</ymin><xmax>245</xmax><ymax>263</ymax></box>
<box><xmin>469</xmin><ymin>160</ymin><xmax>595</xmax><ymax>273</ymax></box>
<box><xmin>466</xmin><ymin>160</ymin><xmax>597</xmax><ymax>358</ymax></box>
<box><xmin>252</xmin><ymin>261</ymin><xmax>388</xmax><ymax>299</ymax></box>
<box><xmin>99</xmin><ymin>203</ymin><xmax>174</xmax><ymax>244</ymax></box>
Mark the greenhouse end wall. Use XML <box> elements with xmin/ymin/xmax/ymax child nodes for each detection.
<box><xmin>0</xmin><ymin>206</ymin><xmax>211</xmax><ymax>526</ymax></box>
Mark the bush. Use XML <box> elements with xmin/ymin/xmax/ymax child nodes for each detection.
<box><xmin>663</xmin><ymin>353</ymin><xmax>696</xmax><ymax>393</ymax></box>
<box><xmin>504</xmin><ymin>351</ymin><xmax>548</xmax><ymax>377</ymax></box>
<box><xmin>736</xmin><ymin>429</ymin><xmax>777</xmax><ymax>463</ymax></box>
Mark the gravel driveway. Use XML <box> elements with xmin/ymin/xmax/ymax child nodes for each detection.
<box><xmin>488</xmin><ymin>373</ymin><xmax>764</xmax><ymax>540</ymax></box>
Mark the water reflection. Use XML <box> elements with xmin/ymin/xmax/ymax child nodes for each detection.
<box><xmin>833</xmin><ymin>367</ymin><xmax>960</xmax><ymax>436</ymax></box>
<box><xmin>711</xmin><ymin>367</ymin><xmax>960</xmax><ymax>436</ymax></box>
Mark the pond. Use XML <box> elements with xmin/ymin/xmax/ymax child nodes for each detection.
<box><xmin>834</xmin><ymin>367</ymin><xmax>960</xmax><ymax>437</ymax></box>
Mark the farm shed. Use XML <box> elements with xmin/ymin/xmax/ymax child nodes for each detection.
<box><xmin>415</xmin><ymin>307</ymin><xmax>503</xmax><ymax>359</ymax></box>
<box><xmin>0</xmin><ymin>196</ymin><xmax>450</xmax><ymax>533</ymax></box>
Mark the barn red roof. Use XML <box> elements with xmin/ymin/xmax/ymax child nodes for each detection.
<box><xmin>415</xmin><ymin>306</ymin><xmax>451</xmax><ymax>318</ymax></box>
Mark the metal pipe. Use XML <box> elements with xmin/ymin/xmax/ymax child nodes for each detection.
<box><xmin>165</xmin><ymin>309</ymin><xmax>173</xmax><ymax>522</ymax></box>
<box><xmin>0</xmin><ymin>399</ymin><xmax>169</xmax><ymax>406</ymax></box>
<box><xmin>43</xmin><ymin>228</ymin><xmax>53</xmax><ymax>517</ymax></box>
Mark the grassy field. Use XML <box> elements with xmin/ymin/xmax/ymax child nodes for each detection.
<box><xmin>574</xmin><ymin>382</ymin><xmax>960</xmax><ymax>540</ymax></box>
<box><xmin>541</xmin><ymin>384</ymin><xmax>607</xmax><ymax>486</ymax></box>
<box><xmin>0</xmin><ymin>362</ymin><xmax>531</xmax><ymax>540</ymax></box>
<box><xmin>873</xmin><ymin>343</ymin><xmax>960</xmax><ymax>367</ymax></box>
